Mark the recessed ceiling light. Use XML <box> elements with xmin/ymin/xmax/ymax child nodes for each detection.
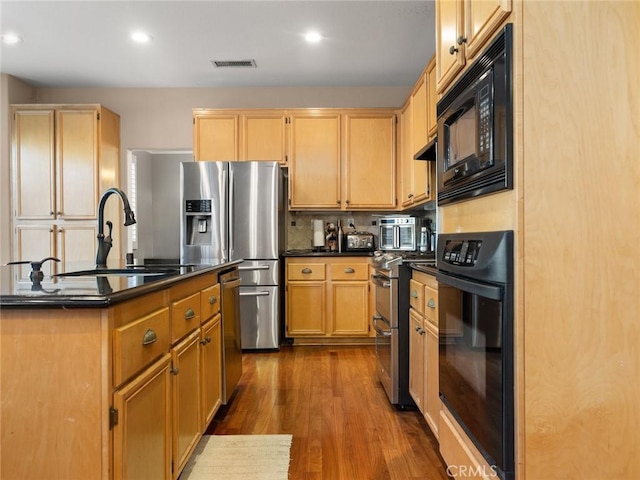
<box><xmin>305</xmin><ymin>31</ymin><xmax>322</xmax><ymax>43</ymax></box>
<box><xmin>1</xmin><ymin>33</ymin><xmax>22</xmax><ymax>45</ymax></box>
<box><xmin>131</xmin><ymin>31</ymin><xmax>152</xmax><ymax>43</ymax></box>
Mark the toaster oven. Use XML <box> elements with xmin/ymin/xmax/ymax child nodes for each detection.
<box><xmin>345</xmin><ymin>232</ymin><xmax>375</xmax><ymax>251</ymax></box>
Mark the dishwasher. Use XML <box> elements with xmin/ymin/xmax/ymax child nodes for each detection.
<box><xmin>220</xmin><ymin>267</ymin><xmax>243</xmax><ymax>404</ymax></box>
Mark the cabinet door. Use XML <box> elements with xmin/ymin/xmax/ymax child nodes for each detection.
<box><xmin>12</xmin><ymin>109</ymin><xmax>55</xmax><ymax>220</ymax></box>
<box><xmin>56</xmin><ymin>109</ymin><xmax>99</xmax><ymax>219</ymax></box>
<box><xmin>331</xmin><ymin>281</ymin><xmax>369</xmax><ymax>335</ymax></box>
<box><xmin>286</xmin><ymin>282</ymin><xmax>326</xmax><ymax>335</ymax></box>
<box><xmin>240</xmin><ymin>112</ymin><xmax>287</xmax><ymax>163</ymax></box>
<box><xmin>172</xmin><ymin>330</ymin><xmax>202</xmax><ymax>479</ymax></box>
<box><xmin>343</xmin><ymin>112</ymin><xmax>396</xmax><ymax>210</ymax></box>
<box><xmin>464</xmin><ymin>0</ymin><xmax>511</xmax><ymax>58</ymax></box>
<box><xmin>193</xmin><ymin>113</ymin><xmax>238</xmax><ymax>161</ymax></box>
<box><xmin>399</xmin><ymin>101</ymin><xmax>414</xmax><ymax>208</ymax></box>
<box><xmin>289</xmin><ymin>113</ymin><xmax>341</xmax><ymax>210</ymax></box>
<box><xmin>426</xmin><ymin>57</ymin><xmax>438</xmax><ymax>138</ymax></box>
<box><xmin>113</xmin><ymin>354</ymin><xmax>172</xmax><ymax>480</ymax></box>
<box><xmin>424</xmin><ymin>320</ymin><xmax>440</xmax><ymax>437</ymax></box>
<box><xmin>14</xmin><ymin>225</ymin><xmax>56</xmax><ymax>281</ymax></box>
<box><xmin>57</xmin><ymin>224</ymin><xmax>98</xmax><ymax>272</ymax></box>
<box><xmin>409</xmin><ymin>308</ymin><xmax>425</xmax><ymax>412</ymax></box>
<box><xmin>436</xmin><ymin>0</ymin><xmax>465</xmax><ymax>93</ymax></box>
<box><xmin>201</xmin><ymin>315</ymin><xmax>222</xmax><ymax>431</ymax></box>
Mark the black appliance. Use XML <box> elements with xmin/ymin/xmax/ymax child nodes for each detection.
<box><xmin>437</xmin><ymin>24</ymin><xmax>513</xmax><ymax>205</ymax></box>
<box><xmin>436</xmin><ymin>230</ymin><xmax>514</xmax><ymax>480</ymax></box>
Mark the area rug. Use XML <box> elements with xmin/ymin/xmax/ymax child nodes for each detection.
<box><xmin>180</xmin><ymin>434</ymin><xmax>293</xmax><ymax>480</ymax></box>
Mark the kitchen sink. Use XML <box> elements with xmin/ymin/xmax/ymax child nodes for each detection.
<box><xmin>55</xmin><ymin>267</ymin><xmax>181</xmax><ymax>278</ymax></box>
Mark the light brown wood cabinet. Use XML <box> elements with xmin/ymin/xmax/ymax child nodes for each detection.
<box><xmin>10</xmin><ymin>104</ymin><xmax>121</xmax><ymax>278</ymax></box>
<box><xmin>193</xmin><ymin>108</ymin><xmax>397</xmax><ymax>211</ymax></box>
<box><xmin>399</xmin><ymin>56</ymin><xmax>437</xmax><ymax>210</ymax></box>
<box><xmin>285</xmin><ymin>257</ymin><xmax>372</xmax><ymax>340</ymax></box>
<box><xmin>436</xmin><ymin>0</ymin><xmax>511</xmax><ymax>93</ymax></box>
<box><xmin>408</xmin><ymin>270</ymin><xmax>440</xmax><ymax>437</ymax></box>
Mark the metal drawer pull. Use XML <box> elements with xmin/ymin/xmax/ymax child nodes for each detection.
<box><xmin>239</xmin><ymin>291</ymin><xmax>270</xmax><ymax>297</ymax></box>
<box><xmin>301</xmin><ymin>268</ymin><xmax>312</xmax><ymax>274</ymax></box>
<box><xmin>142</xmin><ymin>329</ymin><xmax>157</xmax><ymax>346</ymax></box>
<box><xmin>427</xmin><ymin>299</ymin><xmax>436</xmax><ymax>308</ymax></box>
<box><xmin>185</xmin><ymin>308</ymin><xmax>196</xmax><ymax>320</ymax></box>
<box><xmin>208</xmin><ymin>295</ymin><xmax>217</xmax><ymax>305</ymax></box>
<box><xmin>238</xmin><ymin>265</ymin><xmax>270</xmax><ymax>271</ymax></box>
<box><xmin>344</xmin><ymin>267</ymin><xmax>355</xmax><ymax>273</ymax></box>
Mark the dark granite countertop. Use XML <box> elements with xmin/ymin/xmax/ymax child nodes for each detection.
<box><xmin>282</xmin><ymin>249</ymin><xmax>374</xmax><ymax>257</ymax></box>
<box><xmin>408</xmin><ymin>263</ymin><xmax>438</xmax><ymax>276</ymax></box>
<box><xmin>0</xmin><ymin>259</ymin><xmax>242</xmax><ymax>308</ymax></box>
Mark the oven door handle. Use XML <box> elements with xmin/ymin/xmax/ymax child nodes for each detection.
<box><xmin>436</xmin><ymin>272</ymin><xmax>502</xmax><ymax>300</ymax></box>
<box><xmin>371</xmin><ymin>275</ymin><xmax>392</xmax><ymax>288</ymax></box>
<box><xmin>373</xmin><ymin>315</ymin><xmax>392</xmax><ymax>337</ymax></box>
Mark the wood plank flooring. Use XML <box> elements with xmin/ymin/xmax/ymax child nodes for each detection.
<box><xmin>207</xmin><ymin>345</ymin><xmax>450</xmax><ymax>480</ymax></box>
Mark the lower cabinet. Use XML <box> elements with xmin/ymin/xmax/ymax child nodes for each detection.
<box><xmin>172</xmin><ymin>329</ymin><xmax>202</xmax><ymax>479</ymax></box>
<box><xmin>285</xmin><ymin>256</ymin><xmax>371</xmax><ymax>340</ymax></box>
<box><xmin>409</xmin><ymin>269</ymin><xmax>440</xmax><ymax>438</ymax></box>
<box><xmin>200</xmin><ymin>314</ymin><xmax>222</xmax><ymax>430</ymax></box>
<box><xmin>113</xmin><ymin>354</ymin><xmax>172</xmax><ymax>480</ymax></box>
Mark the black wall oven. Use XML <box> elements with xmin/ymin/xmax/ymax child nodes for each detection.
<box><xmin>436</xmin><ymin>231</ymin><xmax>514</xmax><ymax>480</ymax></box>
<box><xmin>437</xmin><ymin>24</ymin><xmax>513</xmax><ymax>205</ymax></box>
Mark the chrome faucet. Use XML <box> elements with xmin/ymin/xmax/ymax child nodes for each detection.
<box><xmin>96</xmin><ymin>188</ymin><xmax>136</xmax><ymax>268</ymax></box>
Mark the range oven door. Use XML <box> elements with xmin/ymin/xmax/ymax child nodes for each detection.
<box><xmin>436</xmin><ymin>270</ymin><xmax>514</xmax><ymax>480</ymax></box>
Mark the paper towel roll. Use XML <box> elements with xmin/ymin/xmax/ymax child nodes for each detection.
<box><xmin>312</xmin><ymin>219</ymin><xmax>325</xmax><ymax>247</ymax></box>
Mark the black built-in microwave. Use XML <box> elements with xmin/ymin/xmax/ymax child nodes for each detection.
<box><xmin>437</xmin><ymin>24</ymin><xmax>513</xmax><ymax>205</ymax></box>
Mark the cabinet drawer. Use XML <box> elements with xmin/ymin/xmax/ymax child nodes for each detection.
<box><xmin>409</xmin><ymin>279</ymin><xmax>425</xmax><ymax>315</ymax></box>
<box><xmin>287</xmin><ymin>263</ymin><xmax>325</xmax><ymax>281</ymax></box>
<box><xmin>424</xmin><ymin>285</ymin><xmax>438</xmax><ymax>327</ymax></box>
<box><xmin>113</xmin><ymin>307</ymin><xmax>170</xmax><ymax>387</ymax></box>
<box><xmin>329</xmin><ymin>263</ymin><xmax>369</xmax><ymax>281</ymax></box>
<box><xmin>200</xmin><ymin>283</ymin><xmax>221</xmax><ymax>322</ymax></box>
<box><xmin>171</xmin><ymin>292</ymin><xmax>201</xmax><ymax>342</ymax></box>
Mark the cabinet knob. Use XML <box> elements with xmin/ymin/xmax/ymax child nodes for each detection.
<box><xmin>449</xmin><ymin>45</ymin><xmax>458</xmax><ymax>55</ymax></box>
<box><xmin>456</xmin><ymin>35</ymin><xmax>467</xmax><ymax>45</ymax></box>
<box><xmin>170</xmin><ymin>366</ymin><xmax>180</xmax><ymax>375</ymax></box>
<box><xmin>427</xmin><ymin>298</ymin><xmax>436</xmax><ymax>309</ymax></box>
<box><xmin>208</xmin><ymin>295</ymin><xmax>217</xmax><ymax>305</ymax></box>
<box><xmin>344</xmin><ymin>267</ymin><xmax>355</xmax><ymax>274</ymax></box>
<box><xmin>200</xmin><ymin>337</ymin><xmax>212</xmax><ymax>345</ymax></box>
<box><xmin>301</xmin><ymin>268</ymin><xmax>312</xmax><ymax>274</ymax></box>
<box><xmin>411</xmin><ymin>290</ymin><xmax>418</xmax><ymax>298</ymax></box>
<box><xmin>142</xmin><ymin>329</ymin><xmax>158</xmax><ymax>346</ymax></box>
<box><xmin>185</xmin><ymin>308</ymin><xmax>196</xmax><ymax>320</ymax></box>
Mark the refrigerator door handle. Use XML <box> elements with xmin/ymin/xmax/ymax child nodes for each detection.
<box><xmin>228</xmin><ymin>167</ymin><xmax>235</xmax><ymax>258</ymax></box>
<box><xmin>239</xmin><ymin>290</ymin><xmax>271</xmax><ymax>297</ymax></box>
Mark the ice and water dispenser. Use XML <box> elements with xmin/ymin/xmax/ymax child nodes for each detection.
<box><xmin>184</xmin><ymin>199</ymin><xmax>212</xmax><ymax>246</ymax></box>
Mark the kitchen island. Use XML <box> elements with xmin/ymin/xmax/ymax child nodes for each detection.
<box><xmin>0</xmin><ymin>259</ymin><xmax>240</xmax><ymax>480</ymax></box>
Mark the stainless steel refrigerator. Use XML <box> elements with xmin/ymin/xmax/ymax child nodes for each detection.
<box><xmin>180</xmin><ymin>161</ymin><xmax>285</xmax><ymax>352</ymax></box>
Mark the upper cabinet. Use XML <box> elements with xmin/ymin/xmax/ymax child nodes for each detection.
<box><xmin>193</xmin><ymin>109</ymin><xmax>287</xmax><ymax>164</ymax></box>
<box><xmin>288</xmin><ymin>111</ymin><xmax>341</xmax><ymax>210</ymax></box>
<box><xmin>436</xmin><ymin>0</ymin><xmax>511</xmax><ymax>93</ymax></box>
<box><xmin>193</xmin><ymin>112</ymin><xmax>239</xmax><ymax>161</ymax></box>
<box><xmin>343</xmin><ymin>112</ymin><xmax>396</xmax><ymax>210</ymax></box>
<box><xmin>194</xmin><ymin>108</ymin><xmax>397</xmax><ymax>211</ymax></box>
<box><xmin>399</xmin><ymin>55</ymin><xmax>437</xmax><ymax>210</ymax></box>
<box><xmin>11</xmin><ymin>104</ymin><xmax>121</xmax><ymax>277</ymax></box>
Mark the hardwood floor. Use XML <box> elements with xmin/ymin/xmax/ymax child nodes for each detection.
<box><xmin>208</xmin><ymin>345</ymin><xmax>450</xmax><ymax>480</ymax></box>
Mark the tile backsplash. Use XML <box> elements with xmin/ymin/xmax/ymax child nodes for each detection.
<box><xmin>286</xmin><ymin>211</ymin><xmax>435</xmax><ymax>250</ymax></box>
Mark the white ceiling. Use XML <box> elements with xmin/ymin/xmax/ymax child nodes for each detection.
<box><xmin>0</xmin><ymin>0</ymin><xmax>436</xmax><ymax>89</ymax></box>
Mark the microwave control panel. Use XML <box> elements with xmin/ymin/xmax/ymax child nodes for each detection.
<box><xmin>477</xmin><ymin>69</ymin><xmax>493</xmax><ymax>158</ymax></box>
<box><xmin>442</xmin><ymin>239</ymin><xmax>483</xmax><ymax>266</ymax></box>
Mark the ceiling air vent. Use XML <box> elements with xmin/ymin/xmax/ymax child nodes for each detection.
<box><xmin>211</xmin><ymin>59</ymin><xmax>257</xmax><ymax>68</ymax></box>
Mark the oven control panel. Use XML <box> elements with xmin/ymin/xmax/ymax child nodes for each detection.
<box><xmin>442</xmin><ymin>239</ymin><xmax>482</xmax><ymax>266</ymax></box>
